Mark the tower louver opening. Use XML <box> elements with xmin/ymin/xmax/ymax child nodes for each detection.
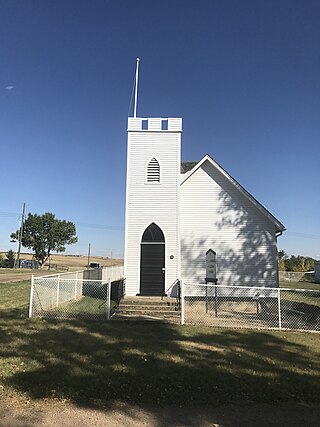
<box><xmin>147</xmin><ymin>158</ymin><xmax>160</xmax><ymax>182</ymax></box>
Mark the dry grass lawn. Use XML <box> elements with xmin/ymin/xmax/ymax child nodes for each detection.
<box><xmin>0</xmin><ymin>253</ymin><xmax>123</xmax><ymax>283</ymax></box>
<box><xmin>0</xmin><ymin>280</ymin><xmax>319</xmax><ymax>426</ymax></box>
<box><xmin>0</xmin><ymin>252</ymin><xmax>123</xmax><ymax>269</ymax></box>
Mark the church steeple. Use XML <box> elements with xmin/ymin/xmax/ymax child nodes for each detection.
<box><xmin>124</xmin><ymin>115</ymin><xmax>182</xmax><ymax>296</ymax></box>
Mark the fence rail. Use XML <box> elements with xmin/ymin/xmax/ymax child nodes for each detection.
<box><xmin>181</xmin><ymin>283</ymin><xmax>320</xmax><ymax>332</ymax></box>
<box><xmin>279</xmin><ymin>271</ymin><xmax>314</xmax><ymax>282</ymax></box>
<box><xmin>29</xmin><ymin>265</ymin><xmax>124</xmax><ymax>320</ymax></box>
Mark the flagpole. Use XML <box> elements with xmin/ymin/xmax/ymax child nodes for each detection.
<box><xmin>133</xmin><ymin>58</ymin><xmax>140</xmax><ymax>118</ymax></box>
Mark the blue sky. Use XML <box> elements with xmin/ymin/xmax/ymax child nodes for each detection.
<box><xmin>1</xmin><ymin>0</ymin><xmax>319</xmax><ymax>259</ymax></box>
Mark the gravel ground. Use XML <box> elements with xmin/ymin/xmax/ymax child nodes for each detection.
<box><xmin>0</xmin><ymin>398</ymin><xmax>319</xmax><ymax>427</ymax></box>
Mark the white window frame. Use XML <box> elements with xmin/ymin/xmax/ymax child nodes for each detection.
<box><xmin>145</xmin><ymin>157</ymin><xmax>161</xmax><ymax>184</ymax></box>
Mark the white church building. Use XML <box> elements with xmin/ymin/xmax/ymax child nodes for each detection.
<box><xmin>124</xmin><ymin>116</ymin><xmax>285</xmax><ymax>297</ymax></box>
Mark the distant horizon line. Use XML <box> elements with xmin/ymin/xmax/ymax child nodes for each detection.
<box><xmin>0</xmin><ymin>251</ymin><xmax>124</xmax><ymax>260</ymax></box>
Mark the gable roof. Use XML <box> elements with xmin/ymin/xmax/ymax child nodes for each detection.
<box><xmin>181</xmin><ymin>154</ymin><xmax>286</xmax><ymax>233</ymax></box>
<box><xmin>181</xmin><ymin>161</ymin><xmax>198</xmax><ymax>174</ymax></box>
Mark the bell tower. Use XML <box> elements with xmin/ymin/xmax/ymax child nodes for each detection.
<box><xmin>124</xmin><ymin>117</ymin><xmax>182</xmax><ymax>296</ymax></box>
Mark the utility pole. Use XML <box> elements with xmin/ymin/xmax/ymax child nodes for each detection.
<box><xmin>87</xmin><ymin>243</ymin><xmax>91</xmax><ymax>268</ymax></box>
<box><xmin>15</xmin><ymin>202</ymin><xmax>25</xmax><ymax>269</ymax></box>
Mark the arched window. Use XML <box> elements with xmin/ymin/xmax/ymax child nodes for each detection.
<box><xmin>141</xmin><ymin>223</ymin><xmax>165</xmax><ymax>242</ymax></box>
<box><xmin>147</xmin><ymin>158</ymin><xmax>160</xmax><ymax>183</ymax></box>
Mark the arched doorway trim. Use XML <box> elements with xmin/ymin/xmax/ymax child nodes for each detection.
<box><xmin>141</xmin><ymin>222</ymin><xmax>165</xmax><ymax>243</ymax></box>
<box><xmin>139</xmin><ymin>223</ymin><xmax>165</xmax><ymax>296</ymax></box>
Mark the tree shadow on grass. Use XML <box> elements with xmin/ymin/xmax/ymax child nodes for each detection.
<box><xmin>1</xmin><ymin>300</ymin><xmax>320</xmax><ymax>426</ymax></box>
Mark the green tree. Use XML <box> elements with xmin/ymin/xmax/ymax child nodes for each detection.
<box><xmin>278</xmin><ymin>250</ymin><xmax>287</xmax><ymax>271</ymax></box>
<box><xmin>10</xmin><ymin>212</ymin><xmax>78</xmax><ymax>267</ymax></box>
<box><xmin>5</xmin><ymin>250</ymin><xmax>15</xmax><ymax>268</ymax></box>
<box><xmin>278</xmin><ymin>250</ymin><xmax>288</xmax><ymax>261</ymax></box>
<box><xmin>278</xmin><ymin>259</ymin><xmax>286</xmax><ymax>271</ymax></box>
<box><xmin>0</xmin><ymin>250</ymin><xmax>15</xmax><ymax>268</ymax></box>
<box><xmin>284</xmin><ymin>255</ymin><xmax>317</xmax><ymax>272</ymax></box>
<box><xmin>304</xmin><ymin>257</ymin><xmax>315</xmax><ymax>271</ymax></box>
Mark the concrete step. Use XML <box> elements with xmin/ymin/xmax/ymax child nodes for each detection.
<box><xmin>116</xmin><ymin>309</ymin><xmax>180</xmax><ymax>317</ymax></box>
<box><xmin>114</xmin><ymin>296</ymin><xmax>181</xmax><ymax>323</ymax></box>
<box><xmin>120</xmin><ymin>301</ymin><xmax>177</xmax><ymax>307</ymax></box>
<box><xmin>121</xmin><ymin>297</ymin><xmax>177</xmax><ymax>306</ymax></box>
<box><xmin>119</xmin><ymin>304</ymin><xmax>178</xmax><ymax>311</ymax></box>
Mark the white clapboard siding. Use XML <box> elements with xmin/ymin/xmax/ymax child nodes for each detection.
<box><xmin>125</xmin><ymin>118</ymin><xmax>182</xmax><ymax>296</ymax></box>
<box><xmin>127</xmin><ymin>117</ymin><xmax>142</xmax><ymax>131</ymax></box>
<box><xmin>168</xmin><ymin>118</ymin><xmax>182</xmax><ymax>131</ymax></box>
<box><xmin>180</xmin><ymin>160</ymin><xmax>279</xmax><ymax>292</ymax></box>
<box><xmin>128</xmin><ymin>117</ymin><xmax>182</xmax><ymax>132</ymax></box>
<box><xmin>148</xmin><ymin>118</ymin><xmax>162</xmax><ymax>131</ymax></box>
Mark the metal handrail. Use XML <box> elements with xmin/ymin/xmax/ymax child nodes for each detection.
<box><xmin>164</xmin><ymin>279</ymin><xmax>181</xmax><ymax>309</ymax></box>
<box><xmin>176</xmin><ymin>280</ymin><xmax>181</xmax><ymax>310</ymax></box>
<box><xmin>165</xmin><ymin>278</ymin><xmax>180</xmax><ymax>295</ymax></box>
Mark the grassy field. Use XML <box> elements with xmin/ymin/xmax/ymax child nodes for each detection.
<box><xmin>280</xmin><ymin>280</ymin><xmax>320</xmax><ymax>290</ymax></box>
<box><xmin>0</xmin><ymin>253</ymin><xmax>123</xmax><ymax>284</ymax></box>
<box><xmin>0</xmin><ymin>280</ymin><xmax>320</xmax><ymax>408</ymax></box>
<box><xmin>0</xmin><ymin>252</ymin><xmax>123</xmax><ymax>271</ymax></box>
<box><xmin>279</xmin><ymin>281</ymin><xmax>320</xmax><ymax>327</ymax></box>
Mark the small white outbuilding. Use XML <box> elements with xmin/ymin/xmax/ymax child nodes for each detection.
<box><xmin>124</xmin><ymin>117</ymin><xmax>285</xmax><ymax>297</ymax></box>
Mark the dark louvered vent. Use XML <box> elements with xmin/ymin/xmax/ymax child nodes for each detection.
<box><xmin>147</xmin><ymin>158</ymin><xmax>160</xmax><ymax>182</ymax></box>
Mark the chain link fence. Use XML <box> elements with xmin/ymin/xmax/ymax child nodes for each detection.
<box><xmin>181</xmin><ymin>283</ymin><xmax>320</xmax><ymax>332</ymax></box>
<box><xmin>279</xmin><ymin>271</ymin><xmax>314</xmax><ymax>282</ymax></box>
<box><xmin>29</xmin><ymin>266</ymin><xmax>124</xmax><ymax>321</ymax></box>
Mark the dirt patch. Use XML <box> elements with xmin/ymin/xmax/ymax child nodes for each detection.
<box><xmin>0</xmin><ymin>271</ymin><xmax>46</xmax><ymax>283</ymax></box>
<box><xmin>0</xmin><ymin>398</ymin><xmax>319</xmax><ymax>427</ymax></box>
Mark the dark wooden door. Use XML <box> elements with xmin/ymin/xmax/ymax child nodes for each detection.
<box><xmin>140</xmin><ymin>243</ymin><xmax>165</xmax><ymax>296</ymax></box>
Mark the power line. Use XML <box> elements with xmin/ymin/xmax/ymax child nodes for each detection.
<box><xmin>75</xmin><ymin>222</ymin><xmax>123</xmax><ymax>231</ymax></box>
<box><xmin>285</xmin><ymin>231</ymin><xmax>320</xmax><ymax>240</ymax></box>
<box><xmin>0</xmin><ymin>212</ymin><xmax>20</xmax><ymax>217</ymax></box>
<box><xmin>73</xmin><ymin>224</ymin><xmax>320</xmax><ymax>238</ymax></box>
<box><xmin>0</xmin><ymin>215</ymin><xmax>123</xmax><ymax>231</ymax></box>
<box><xmin>3</xmin><ymin>209</ymin><xmax>319</xmax><ymax>240</ymax></box>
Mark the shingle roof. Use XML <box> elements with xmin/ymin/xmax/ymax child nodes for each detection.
<box><xmin>181</xmin><ymin>161</ymin><xmax>198</xmax><ymax>174</ymax></box>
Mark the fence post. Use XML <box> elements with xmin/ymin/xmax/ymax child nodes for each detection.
<box><xmin>29</xmin><ymin>275</ymin><xmax>34</xmax><ymax>318</ymax></box>
<box><xmin>214</xmin><ymin>285</ymin><xmax>218</xmax><ymax>317</ymax></box>
<box><xmin>205</xmin><ymin>285</ymin><xmax>208</xmax><ymax>313</ymax></box>
<box><xmin>56</xmin><ymin>274</ymin><xmax>60</xmax><ymax>308</ymax></box>
<box><xmin>74</xmin><ymin>271</ymin><xmax>78</xmax><ymax>300</ymax></box>
<box><xmin>106</xmin><ymin>279</ymin><xmax>111</xmax><ymax>321</ymax></box>
<box><xmin>278</xmin><ymin>288</ymin><xmax>282</xmax><ymax>330</ymax></box>
<box><xmin>181</xmin><ymin>280</ymin><xmax>185</xmax><ymax>325</ymax></box>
